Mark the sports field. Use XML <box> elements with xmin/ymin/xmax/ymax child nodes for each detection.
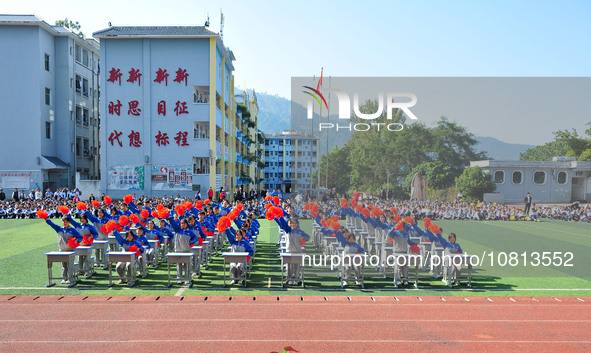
<box><xmin>0</xmin><ymin>218</ymin><xmax>590</xmax><ymax>297</ymax></box>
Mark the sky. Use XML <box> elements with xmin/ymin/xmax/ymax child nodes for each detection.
<box><xmin>4</xmin><ymin>0</ymin><xmax>591</xmax><ymax>144</ymax></box>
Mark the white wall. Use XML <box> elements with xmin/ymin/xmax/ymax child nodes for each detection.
<box><xmin>75</xmin><ymin>172</ymin><xmax>100</xmax><ymax>200</ymax></box>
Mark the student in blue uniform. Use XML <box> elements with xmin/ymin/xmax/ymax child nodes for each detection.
<box><xmin>44</xmin><ymin>216</ymin><xmax>83</xmax><ymax>284</ymax></box>
<box><xmin>167</xmin><ymin>216</ymin><xmax>199</xmax><ymax>283</ymax></box>
<box><xmin>112</xmin><ymin>229</ymin><xmax>144</xmax><ymax>284</ymax></box>
<box><xmin>437</xmin><ymin>232</ymin><xmax>464</xmax><ymax>285</ymax></box>
<box><xmin>323</xmin><ymin>227</ymin><xmax>366</xmax><ymax>286</ymax></box>
<box><xmin>68</xmin><ymin>214</ymin><xmax>98</xmax><ymax>272</ymax></box>
<box><xmin>134</xmin><ymin>226</ymin><xmax>151</xmax><ymax>276</ymax></box>
<box><xmin>275</xmin><ymin>217</ymin><xmax>310</xmax><ymax>285</ymax></box>
<box><xmin>225</xmin><ymin>228</ymin><xmax>254</xmax><ymax>284</ymax></box>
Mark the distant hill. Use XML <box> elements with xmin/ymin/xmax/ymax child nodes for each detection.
<box><xmin>475</xmin><ymin>136</ymin><xmax>534</xmax><ymax>161</ymax></box>
<box><xmin>245</xmin><ymin>90</ymin><xmax>291</xmax><ymax>134</ymax></box>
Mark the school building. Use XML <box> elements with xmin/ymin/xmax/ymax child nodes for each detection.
<box><xmin>0</xmin><ymin>15</ymin><xmax>100</xmax><ymax>191</ymax></box>
<box><xmin>264</xmin><ymin>131</ymin><xmax>319</xmax><ymax>195</ymax></box>
<box><xmin>471</xmin><ymin>158</ymin><xmax>591</xmax><ymax>203</ymax></box>
<box><xmin>93</xmin><ymin>25</ymin><xmax>261</xmax><ymax>198</ymax></box>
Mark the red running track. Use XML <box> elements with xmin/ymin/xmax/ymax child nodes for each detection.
<box><xmin>0</xmin><ymin>295</ymin><xmax>590</xmax><ymax>353</ymax></box>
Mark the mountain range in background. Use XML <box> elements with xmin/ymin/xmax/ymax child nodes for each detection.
<box><xmin>474</xmin><ymin>136</ymin><xmax>534</xmax><ymax>161</ymax></box>
<box><xmin>247</xmin><ymin>90</ymin><xmax>535</xmax><ymax>160</ymax></box>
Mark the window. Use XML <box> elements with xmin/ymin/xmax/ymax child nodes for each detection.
<box><xmin>44</xmin><ymin>88</ymin><xmax>50</xmax><ymax>105</ymax></box>
<box><xmin>82</xmin><ymin>49</ymin><xmax>89</xmax><ymax>67</ymax></box>
<box><xmin>75</xmin><ymin>106</ymin><xmax>82</xmax><ymax>125</ymax></box>
<box><xmin>193</xmin><ymin>86</ymin><xmax>210</xmax><ymax>104</ymax></box>
<box><xmin>76</xmin><ymin>137</ymin><xmax>82</xmax><ymax>156</ymax></box>
<box><xmin>512</xmin><ymin>171</ymin><xmax>522</xmax><ymax>184</ymax></box>
<box><xmin>82</xmin><ymin>108</ymin><xmax>89</xmax><ymax>126</ymax></box>
<box><xmin>83</xmin><ymin>78</ymin><xmax>89</xmax><ymax>97</ymax></box>
<box><xmin>533</xmin><ymin>171</ymin><xmax>546</xmax><ymax>185</ymax></box>
<box><xmin>83</xmin><ymin>139</ymin><xmax>89</xmax><ymax>157</ymax></box>
<box><xmin>75</xmin><ymin>74</ymin><xmax>82</xmax><ymax>94</ymax></box>
<box><xmin>265</xmin><ymin>151</ymin><xmax>269</xmax><ymax>157</ymax></box>
<box><xmin>44</xmin><ymin>54</ymin><xmax>50</xmax><ymax>71</ymax></box>
<box><xmin>557</xmin><ymin>171</ymin><xmax>567</xmax><ymax>185</ymax></box>
<box><xmin>494</xmin><ymin>170</ymin><xmax>504</xmax><ymax>184</ymax></box>
<box><xmin>45</xmin><ymin>122</ymin><xmax>51</xmax><ymax>139</ymax></box>
<box><xmin>265</xmin><ymin>140</ymin><xmax>269</xmax><ymax>145</ymax></box>
<box><xmin>279</xmin><ymin>140</ymin><xmax>283</xmax><ymax>146</ymax></box>
<box><xmin>75</xmin><ymin>44</ymin><xmax>81</xmax><ymax>63</ymax></box>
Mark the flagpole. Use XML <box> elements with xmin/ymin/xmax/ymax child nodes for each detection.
<box><xmin>316</xmin><ymin>68</ymin><xmax>322</xmax><ymax>200</ymax></box>
<box><xmin>311</xmin><ymin>75</ymin><xmax>315</xmax><ymax>197</ymax></box>
<box><xmin>325</xmin><ymin>75</ymin><xmax>331</xmax><ymax>190</ymax></box>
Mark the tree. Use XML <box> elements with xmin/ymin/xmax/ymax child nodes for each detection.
<box><xmin>55</xmin><ymin>18</ymin><xmax>84</xmax><ymax>38</ymax></box>
<box><xmin>315</xmin><ymin>145</ymin><xmax>351</xmax><ymax>195</ymax></box>
<box><xmin>520</xmin><ymin>122</ymin><xmax>591</xmax><ymax>161</ymax></box>
<box><xmin>519</xmin><ymin>139</ymin><xmax>570</xmax><ymax>161</ymax></box>
<box><xmin>403</xmin><ymin>161</ymin><xmax>455</xmax><ymax>190</ymax></box>
<box><xmin>455</xmin><ymin>166</ymin><xmax>495</xmax><ymax>201</ymax></box>
<box><xmin>431</xmin><ymin>117</ymin><xmax>487</xmax><ymax>175</ymax></box>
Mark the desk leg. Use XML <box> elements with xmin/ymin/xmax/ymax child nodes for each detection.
<box><xmin>68</xmin><ymin>257</ymin><xmax>76</xmax><ymax>287</ymax></box>
<box><xmin>108</xmin><ymin>261</ymin><xmax>113</xmax><ymax>287</ymax></box>
<box><xmin>301</xmin><ymin>264</ymin><xmax>305</xmax><ymax>289</ymax></box>
<box><xmin>130</xmin><ymin>263</ymin><xmax>136</xmax><ymax>287</ymax></box>
<box><xmin>167</xmin><ymin>262</ymin><xmax>171</xmax><ymax>288</ymax></box>
<box><xmin>47</xmin><ymin>262</ymin><xmax>55</xmax><ymax>287</ymax></box>
<box><xmin>281</xmin><ymin>259</ymin><xmax>285</xmax><ymax>288</ymax></box>
<box><xmin>414</xmin><ymin>262</ymin><xmax>419</xmax><ymax>289</ymax></box>
<box><xmin>223</xmin><ymin>260</ymin><xmax>226</xmax><ymax>288</ymax></box>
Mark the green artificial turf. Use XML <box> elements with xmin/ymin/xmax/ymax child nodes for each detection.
<box><xmin>0</xmin><ymin>218</ymin><xmax>590</xmax><ymax>297</ymax></box>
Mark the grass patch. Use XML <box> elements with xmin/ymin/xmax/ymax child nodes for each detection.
<box><xmin>0</xmin><ymin>218</ymin><xmax>589</xmax><ymax>296</ymax></box>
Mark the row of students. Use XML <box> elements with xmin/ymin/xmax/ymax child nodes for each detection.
<box><xmin>309</xmin><ymin>201</ymin><xmax>466</xmax><ymax>286</ymax></box>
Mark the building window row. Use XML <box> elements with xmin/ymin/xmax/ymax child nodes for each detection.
<box><xmin>75</xmin><ymin>74</ymin><xmax>89</xmax><ymax>97</ymax></box>
<box><xmin>75</xmin><ymin>105</ymin><xmax>90</xmax><ymax>126</ymax></box>
<box><xmin>75</xmin><ymin>44</ymin><xmax>90</xmax><ymax>68</ymax></box>
<box><xmin>495</xmin><ymin>170</ymin><xmax>568</xmax><ymax>186</ymax></box>
<box><xmin>75</xmin><ymin>136</ymin><xmax>91</xmax><ymax>157</ymax></box>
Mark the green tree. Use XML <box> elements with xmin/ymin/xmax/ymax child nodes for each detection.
<box><xmin>455</xmin><ymin>166</ymin><xmax>495</xmax><ymax>201</ymax></box>
<box><xmin>431</xmin><ymin>117</ymin><xmax>487</xmax><ymax>175</ymax></box>
<box><xmin>55</xmin><ymin>18</ymin><xmax>84</xmax><ymax>38</ymax></box>
<box><xmin>403</xmin><ymin>161</ymin><xmax>455</xmax><ymax>190</ymax></box>
<box><xmin>520</xmin><ymin>122</ymin><xmax>591</xmax><ymax>161</ymax></box>
<box><xmin>315</xmin><ymin>145</ymin><xmax>352</xmax><ymax>195</ymax></box>
<box><xmin>519</xmin><ymin>139</ymin><xmax>570</xmax><ymax>161</ymax></box>
<box><xmin>316</xmin><ymin>100</ymin><xmax>487</xmax><ymax>199</ymax></box>
<box><xmin>579</xmin><ymin>149</ymin><xmax>591</xmax><ymax>161</ymax></box>
<box><xmin>553</xmin><ymin>128</ymin><xmax>591</xmax><ymax>158</ymax></box>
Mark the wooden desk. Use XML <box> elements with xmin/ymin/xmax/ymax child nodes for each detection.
<box><xmin>92</xmin><ymin>240</ymin><xmax>109</xmax><ymax>268</ymax></box>
<box><xmin>281</xmin><ymin>253</ymin><xmax>305</xmax><ymax>288</ymax></box>
<box><xmin>190</xmin><ymin>246</ymin><xmax>204</xmax><ymax>278</ymax></box>
<box><xmin>165</xmin><ymin>253</ymin><xmax>193</xmax><ymax>288</ymax></box>
<box><xmin>44</xmin><ymin>251</ymin><xmax>77</xmax><ymax>287</ymax></box>
<box><xmin>75</xmin><ymin>245</ymin><xmax>95</xmax><ymax>278</ymax></box>
<box><xmin>107</xmin><ymin>251</ymin><xmax>136</xmax><ymax>287</ymax></box>
<box><xmin>222</xmin><ymin>252</ymin><xmax>249</xmax><ymax>288</ymax></box>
